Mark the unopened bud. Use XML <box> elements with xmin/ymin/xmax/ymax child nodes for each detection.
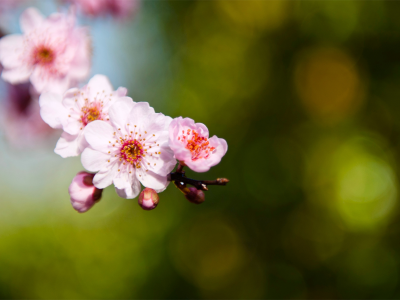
<box><xmin>138</xmin><ymin>188</ymin><xmax>159</xmax><ymax>210</ymax></box>
<box><xmin>185</xmin><ymin>187</ymin><xmax>205</xmax><ymax>204</ymax></box>
<box><xmin>68</xmin><ymin>172</ymin><xmax>103</xmax><ymax>213</ymax></box>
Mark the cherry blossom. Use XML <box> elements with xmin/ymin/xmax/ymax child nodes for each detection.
<box><xmin>39</xmin><ymin>74</ymin><xmax>128</xmax><ymax>158</ymax></box>
<box><xmin>138</xmin><ymin>188</ymin><xmax>159</xmax><ymax>210</ymax></box>
<box><xmin>0</xmin><ymin>7</ymin><xmax>91</xmax><ymax>94</ymax></box>
<box><xmin>0</xmin><ymin>82</ymin><xmax>54</xmax><ymax>148</ymax></box>
<box><xmin>81</xmin><ymin>101</ymin><xmax>177</xmax><ymax>199</ymax></box>
<box><xmin>67</xmin><ymin>0</ymin><xmax>139</xmax><ymax>19</ymax></box>
<box><xmin>169</xmin><ymin>117</ymin><xmax>228</xmax><ymax>173</ymax></box>
<box><xmin>0</xmin><ymin>0</ymin><xmax>25</xmax><ymax>13</ymax></box>
<box><xmin>69</xmin><ymin>171</ymin><xmax>102</xmax><ymax>213</ymax></box>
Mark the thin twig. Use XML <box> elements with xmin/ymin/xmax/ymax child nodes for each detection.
<box><xmin>167</xmin><ymin>171</ymin><xmax>229</xmax><ymax>191</ymax></box>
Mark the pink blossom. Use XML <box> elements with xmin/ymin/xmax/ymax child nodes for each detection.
<box><xmin>0</xmin><ymin>0</ymin><xmax>25</xmax><ymax>13</ymax></box>
<box><xmin>138</xmin><ymin>188</ymin><xmax>159</xmax><ymax>210</ymax></box>
<box><xmin>81</xmin><ymin>101</ymin><xmax>177</xmax><ymax>199</ymax></box>
<box><xmin>0</xmin><ymin>7</ymin><xmax>91</xmax><ymax>94</ymax></box>
<box><xmin>39</xmin><ymin>74</ymin><xmax>128</xmax><ymax>157</ymax></box>
<box><xmin>0</xmin><ymin>82</ymin><xmax>54</xmax><ymax>147</ymax></box>
<box><xmin>69</xmin><ymin>171</ymin><xmax>103</xmax><ymax>213</ymax></box>
<box><xmin>169</xmin><ymin>117</ymin><xmax>228</xmax><ymax>173</ymax></box>
<box><xmin>67</xmin><ymin>0</ymin><xmax>139</xmax><ymax>19</ymax></box>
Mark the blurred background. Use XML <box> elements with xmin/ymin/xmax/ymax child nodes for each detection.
<box><xmin>1</xmin><ymin>0</ymin><xmax>400</xmax><ymax>298</ymax></box>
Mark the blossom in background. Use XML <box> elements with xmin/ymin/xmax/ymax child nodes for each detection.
<box><xmin>69</xmin><ymin>171</ymin><xmax>103</xmax><ymax>213</ymax></box>
<box><xmin>82</xmin><ymin>101</ymin><xmax>176</xmax><ymax>199</ymax></box>
<box><xmin>0</xmin><ymin>7</ymin><xmax>91</xmax><ymax>94</ymax></box>
<box><xmin>39</xmin><ymin>74</ymin><xmax>128</xmax><ymax>157</ymax></box>
<box><xmin>169</xmin><ymin>117</ymin><xmax>228</xmax><ymax>172</ymax></box>
<box><xmin>138</xmin><ymin>188</ymin><xmax>159</xmax><ymax>210</ymax></box>
<box><xmin>0</xmin><ymin>0</ymin><xmax>25</xmax><ymax>13</ymax></box>
<box><xmin>67</xmin><ymin>0</ymin><xmax>139</xmax><ymax>19</ymax></box>
<box><xmin>0</xmin><ymin>82</ymin><xmax>54</xmax><ymax>147</ymax></box>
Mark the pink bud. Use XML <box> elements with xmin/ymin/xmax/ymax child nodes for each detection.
<box><xmin>68</xmin><ymin>172</ymin><xmax>103</xmax><ymax>213</ymax></box>
<box><xmin>185</xmin><ymin>187</ymin><xmax>205</xmax><ymax>204</ymax></box>
<box><xmin>138</xmin><ymin>188</ymin><xmax>159</xmax><ymax>210</ymax></box>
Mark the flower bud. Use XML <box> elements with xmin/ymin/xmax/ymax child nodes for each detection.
<box><xmin>138</xmin><ymin>188</ymin><xmax>159</xmax><ymax>210</ymax></box>
<box><xmin>185</xmin><ymin>187</ymin><xmax>205</xmax><ymax>204</ymax></box>
<box><xmin>69</xmin><ymin>172</ymin><xmax>103</xmax><ymax>213</ymax></box>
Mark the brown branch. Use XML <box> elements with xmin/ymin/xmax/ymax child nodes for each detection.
<box><xmin>167</xmin><ymin>170</ymin><xmax>229</xmax><ymax>191</ymax></box>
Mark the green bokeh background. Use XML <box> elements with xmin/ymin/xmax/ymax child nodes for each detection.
<box><xmin>2</xmin><ymin>0</ymin><xmax>400</xmax><ymax>298</ymax></box>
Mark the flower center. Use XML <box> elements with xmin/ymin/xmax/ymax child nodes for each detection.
<box><xmin>81</xmin><ymin>104</ymin><xmax>102</xmax><ymax>126</ymax></box>
<box><xmin>179</xmin><ymin>129</ymin><xmax>215</xmax><ymax>161</ymax></box>
<box><xmin>120</xmin><ymin>139</ymin><xmax>144</xmax><ymax>165</ymax></box>
<box><xmin>33</xmin><ymin>46</ymin><xmax>54</xmax><ymax>65</ymax></box>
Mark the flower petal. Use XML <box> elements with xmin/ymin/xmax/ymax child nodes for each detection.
<box><xmin>0</xmin><ymin>34</ymin><xmax>24</xmax><ymax>69</ymax></box>
<box><xmin>39</xmin><ymin>93</ymin><xmax>66</xmax><ymax>129</ymax></box>
<box><xmin>54</xmin><ymin>131</ymin><xmax>82</xmax><ymax>158</ymax></box>
<box><xmin>115</xmin><ymin>179</ymin><xmax>141</xmax><ymax>199</ymax></box>
<box><xmin>93</xmin><ymin>163</ymin><xmax>118</xmax><ymax>189</ymax></box>
<box><xmin>1</xmin><ymin>65</ymin><xmax>31</xmax><ymax>84</ymax></box>
<box><xmin>108</xmin><ymin>97</ymin><xmax>136</xmax><ymax>130</ymax></box>
<box><xmin>127</xmin><ymin>102</ymin><xmax>155</xmax><ymax>126</ymax></box>
<box><xmin>138</xmin><ymin>169</ymin><xmax>170</xmax><ymax>191</ymax></box>
<box><xmin>84</xmin><ymin>120</ymin><xmax>115</xmax><ymax>152</ymax></box>
<box><xmin>87</xmin><ymin>74</ymin><xmax>114</xmax><ymax>98</ymax></box>
<box><xmin>116</xmin><ymin>87</ymin><xmax>128</xmax><ymax>97</ymax></box>
<box><xmin>81</xmin><ymin>147</ymin><xmax>110</xmax><ymax>172</ymax></box>
<box><xmin>20</xmin><ymin>7</ymin><xmax>45</xmax><ymax>33</ymax></box>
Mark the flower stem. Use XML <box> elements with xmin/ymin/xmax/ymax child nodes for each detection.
<box><xmin>167</xmin><ymin>166</ymin><xmax>229</xmax><ymax>191</ymax></box>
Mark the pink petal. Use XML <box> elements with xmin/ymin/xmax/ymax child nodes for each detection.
<box><xmin>81</xmin><ymin>147</ymin><xmax>110</xmax><ymax>172</ymax></box>
<box><xmin>116</xmin><ymin>87</ymin><xmax>128</xmax><ymax>97</ymax></box>
<box><xmin>20</xmin><ymin>7</ymin><xmax>45</xmax><ymax>33</ymax></box>
<box><xmin>54</xmin><ymin>131</ymin><xmax>82</xmax><ymax>158</ymax></box>
<box><xmin>68</xmin><ymin>29</ymin><xmax>91</xmax><ymax>80</ymax></box>
<box><xmin>39</xmin><ymin>93</ymin><xmax>66</xmax><ymax>129</ymax></box>
<box><xmin>127</xmin><ymin>102</ymin><xmax>155</xmax><ymax>125</ymax></box>
<box><xmin>93</xmin><ymin>163</ymin><xmax>118</xmax><ymax>189</ymax></box>
<box><xmin>87</xmin><ymin>74</ymin><xmax>114</xmax><ymax>98</ymax></box>
<box><xmin>115</xmin><ymin>179</ymin><xmax>141</xmax><ymax>199</ymax></box>
<box><xmin>84</xmin><ymin>120</ymin><xmax>114</xmax><ymax>152</ymax></box>
<box><xmin>0</xmin><ymin>34</ymin><xmax>24</xmax><ymax>69</ymax></box>
<box><xmin>108</xmin><ymin>97</ymin><xmax>136</xmax><ymax>130</ymax></box>
<box><xmin>2</xmin><ymin>66</ymin><xmax>31</xmax><ymax>84</ymax></box>
<box><xmin>137</xmin><ymin>169</ymin><xmax>169</xmax><ymax>191</ymax></box>
<box><xmin>63</xmin><ymin>118</ymin><xmax>81</xmax><ymax>135</ymax></box>
<box><xmin>30</xmin><ymin>67</ymin><xmax>70</xmax><ymax>94</ymax></box>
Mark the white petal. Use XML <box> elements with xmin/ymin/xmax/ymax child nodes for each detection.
<box><xmin>81</xmin><ymin>147</ymin><xmax>110</xmax><ymax>172</ymax></box>
<box><xmin>138</xmin><ymin>170</ymin><xmax>169</xmax><ymax>191</ymax></box>
<box><xmin>39</xmin><ymin>93</ymin><xmax>66</xmax><ymax>129</ymax></box>
<box><xmin>31</xmin><ymin>68</ymin><xmax>70</xmax><ymax>94</ymax></box>
<box><xmin>0</xmin><ymin>34</ymin><xmax>24</xmax><ymax>69</ymax></box>
<box><xmin>84</xmin><ymin>120</ymin><xmax>114</xmax><ymax>152</ymax></box>
<box><xmin>93</xmin><ymin>163</ymin><xmax>118</xmax><ymax>189</ymax></box>
<box><xmin>63</xmin><ymin>118</ymin><xmax>81</xmax><ymax>136</ymax></box>
<box><xmin>62</xmin><ymin>88</ymin><xmax>81</xmax><ymax>109</ymax></box>
<box><xmin>20</xmin><ymin>7</ymin><xmax>45</xmax><ymax>33</ymax></box>
<box><xmin>54</xmin><ymin>132</ymin><xmax>81</xmax><ymax>158</ymax></box>
<box><xmin>115</xmin><ymin>179</ymin><xmax>141</xmax><ymax>199</ymax></box>
<box><xmin>1</xmin><ymin>66</ymin><xmax>31</xmax><ymax>84</ymax></box>
<box><xmin>127</xmin><ymin>102</ymin><xmax>155</xmax><ymax>126</ymax></box>
<box><xmin>108</xmin><ymin>97</ymin><xmax>136</xmax><ymax>130</ymax></box>
<box><xmin>68</xmin><ymin>29</ymin><xmax>90</xmax><ymax>80</ymax></box>
<box><xmin>116</xmin><ymin>87</ymin><xmax>128</xmax><ymax>97</ymax></box>
<box><xmin>145</xmin><ymin>145</ymin><xmax>176</xmax><ymax>176</ymax></box>
<box><xmin>87</xmin><ymin>74</ymin><xmax>114</xmax><ymax>98</ymax></box>
<box><xmin>145</xmin><ymin>113</ymin><xmax>172</xmax><ymax>133</ymax></box>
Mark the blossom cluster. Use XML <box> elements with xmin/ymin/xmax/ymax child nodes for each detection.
<box><xmin>0</xmin><ymin>4</ymin><xmax>228</xmax><ymax>213</ymax></box>
<box><xmin>39</xmin><ymin>73</ymin><xmax>228</xmax><ymax>211</ymax></box>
